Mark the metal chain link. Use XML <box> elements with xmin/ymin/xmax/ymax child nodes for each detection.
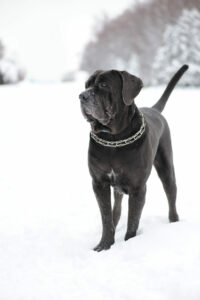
<box><xmin>90</xmin><ymin>111</ymin><xmax>146</xmax><ymax>148</ymax></box>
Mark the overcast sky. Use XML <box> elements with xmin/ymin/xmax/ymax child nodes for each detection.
<box><xmin>0</xmin><ymin>0</ymin><xmax>136</xmax><ymax>80</ymax></box>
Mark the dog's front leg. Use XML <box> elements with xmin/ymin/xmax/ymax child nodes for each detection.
<box><xmin>125</xmin><ymin>185</ymin><xmax>146</xmax><ymax>241</ymax></box>
<box><xmin>92</xmin><ymin>180</ymin><xmax>115</xmax><ymax>251</ymax></box>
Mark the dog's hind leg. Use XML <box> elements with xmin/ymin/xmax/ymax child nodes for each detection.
<box><xmin>154</xmin><ymin>132</ymin><xmax>179</xmax><ymax>223</ymax></box>
<box><xmin>113</xmin><ymin>189</ymin><xmax>123</xmax><ymax>228</ymax></box>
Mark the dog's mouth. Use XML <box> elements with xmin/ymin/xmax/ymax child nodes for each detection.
<box><xmin>81</xmin><ymin>109</ymin><xmax>112</xmax><ymax>133</ymax></box>
<box><xmin>88</xmin><ymin>115</ymin><xmax>112</xmax><ymax>133</ymax></box>
<box><xmin>81</xmin><ymin>104</ymin><xmax>112</xmax><ymax>126</ymax></box>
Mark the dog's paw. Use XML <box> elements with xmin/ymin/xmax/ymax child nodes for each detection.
<box><xmin>124</xmin><ymin>231</ymin><xmax>137</xmax><ymax>241</ymax></box>
<box><xmin>93</xmin><ymin>238</ymin><xmax>114</xmax><ymax>252</ymax></box>
<box><xmin>169</xmin><ymin>213</ymin><xmax>179</xmax><ymax>223</ymax></box>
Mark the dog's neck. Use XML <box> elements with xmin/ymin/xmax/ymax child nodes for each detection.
<box><xmin>92</xmin><ymin>105</ymin><xmax>142</xmax><ymax>142</ymax></box>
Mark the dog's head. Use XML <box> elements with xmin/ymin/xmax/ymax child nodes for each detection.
<box><xmin>79</xmin><ymin>70</ymin><xmax>143</xmax><ymax>133</ymax></box>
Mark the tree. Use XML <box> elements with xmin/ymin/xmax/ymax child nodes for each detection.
<box><xmin>0</xmin><ymin>39</ymin><xmax>26</xmax><ymax>84</ymax></box>
<box><xmin>0</xmin><ymin>40</ymin><xmax>5</xmax><ymax>59</ymax></box>
<box><xmin>152</xmin><ymin>8</ymin><xmax>200</xmax><ymax>86</ymax></box>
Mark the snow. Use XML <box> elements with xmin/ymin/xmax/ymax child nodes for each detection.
<box><xmin>0</xmin><ymin>82</ymin><xmax>200</xmax><ymax>299</ymax></box>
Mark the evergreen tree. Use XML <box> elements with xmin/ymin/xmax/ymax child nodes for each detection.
<box><xmin>0</xmin><ymin>40</ymin><xmax>25</xmax><ymax>84</ymax></box>
<box><xmin>152</xmin><ymin>8</ymin><xmax>200</xmax><ymax>86</ymax></box>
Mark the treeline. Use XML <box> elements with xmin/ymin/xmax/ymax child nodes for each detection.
<box><xmin>80</xmin><ymin>0</ymin><xmax>200</xmax><ymax>86</ymax></box>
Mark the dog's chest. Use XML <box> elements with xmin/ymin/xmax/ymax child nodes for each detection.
<box><xmin>107</xmin><ymin>169</ymin><xmax>117</xmax><ymax>182</ymax></box>
<box><xmin>107</xmin><ymin>168</ymin><xmax>127</xmax><ymax>193</ymax></box>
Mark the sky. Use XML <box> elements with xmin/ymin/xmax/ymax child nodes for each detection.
<box><xmin>0</xmin><ymin>0</ymin><xmax>135</xmax><ymax>80</ymax></box>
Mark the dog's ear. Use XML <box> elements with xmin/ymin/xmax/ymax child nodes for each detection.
<box><xmin>85</xmin><ymin>70</ymin><xmax>103</xmax><ymax>88</ymax></box>
<box><xmin>119</xmin><ymin>71</ymin><xmax>143</xmax><ymax>106</ymax></box>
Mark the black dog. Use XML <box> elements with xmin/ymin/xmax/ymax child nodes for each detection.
<box><xmin>79</xmin><ymin>65</ymin><xmax>188</xmax><ymax>252</ymax></box>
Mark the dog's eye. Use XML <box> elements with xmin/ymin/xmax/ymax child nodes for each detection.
<box><xmin>99</xmin><ymin>82</ymin><xmax>108</xmax><ymax>88</ymax></box>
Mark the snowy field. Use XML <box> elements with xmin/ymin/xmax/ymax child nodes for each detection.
<box><xmin>0</xmin><ymin>81</ymin><xmax>200</xmax><ymax>300</ymax></box>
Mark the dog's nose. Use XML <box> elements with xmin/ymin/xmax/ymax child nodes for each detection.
<box><xmin>79</xmin><ymin>91</ymin><xmax>89</xmax><ymax>102</ymax></box>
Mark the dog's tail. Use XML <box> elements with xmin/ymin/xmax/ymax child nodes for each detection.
<box><xmin>152</xmin><ymin>64</ymin><xmax>189</xmax><ymax>113</ymax></box>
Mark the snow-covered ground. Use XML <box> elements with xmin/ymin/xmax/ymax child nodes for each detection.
<box><xmin>0</xmin><ymin>82</ymin><xmax>200</xmax><ymax>300</ymax></box>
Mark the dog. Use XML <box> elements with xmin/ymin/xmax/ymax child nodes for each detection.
<box><xmin>79</xmin><ymin>65</ymin><xmax>188</xmax><ymax>251</ymax></box>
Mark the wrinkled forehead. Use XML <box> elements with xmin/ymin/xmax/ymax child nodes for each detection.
<box><xmin>85</xmin><ymin>70</ymin><xmax>121</xmax><ymax>88</ymax></box>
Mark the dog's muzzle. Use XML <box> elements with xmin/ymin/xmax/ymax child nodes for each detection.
<box><xmin>79</xmin><ymin>90</ymin><xmax>95</xmax><ymax>103</ymax></box>
<box><xmin>79</xmin><ymin>90</ymin><xmax>111</xmax><ymax>127</ymax></box>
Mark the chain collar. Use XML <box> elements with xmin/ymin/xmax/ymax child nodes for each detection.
<box><xmin>90</xmin><ymin>111</ymin><xmax>146</xmax><ymax>148</ymax></box>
